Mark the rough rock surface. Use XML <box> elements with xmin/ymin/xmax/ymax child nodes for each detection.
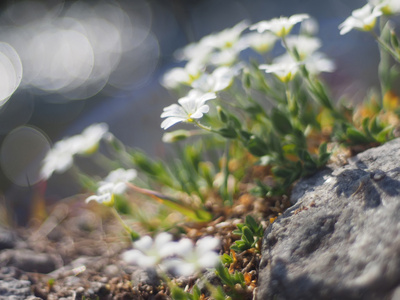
<box><xmin>0</xmin><ymin>275</ymin><xmax>32</xmax><ymax>300</ymax></box>
<box><xmin>257</xmin><ymin>138</ymin><xmax>400</xmax><ymax>300</ymax></box>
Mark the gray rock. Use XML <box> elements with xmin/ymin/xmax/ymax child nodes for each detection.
<box><xmin>0</xmin><ymin>277</ymin><xmax>32</xmax><ymax>299</ymax></box>
<box><xmin>0</xmin><ymin>249</ymin><xmax>57</xmax><ymax>274</ymax></box>
<box><xmin>0</xmin><ymin>227</ymin><xmax>17</xmax><ymax>250</ymax></box>
<box><xmin>257</xmin><ymin>138</ymin><xmax>400</xmax><ymax>300</ymax></box>
<box><xmin>131</xmin><ymin>267</ymin><xmax>160</xmax><ymax>287</ymax></box>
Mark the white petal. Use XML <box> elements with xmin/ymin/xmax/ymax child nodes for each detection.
<box><xmin>161</xmin><ymin>117</ymin><xmax>185</xmax><ymax>129</ymax></box>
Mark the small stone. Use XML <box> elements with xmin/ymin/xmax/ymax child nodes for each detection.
<box><xmin>0</xmin><ymin>227</ymin><xmax>17</xmax><ymax>250</ymax></box>
<box><xmin>0</xmin><ymin>277</ymin><xmax>32</xmax><ymax>299</ymax></box>
<box><xmin>103</xmin><ymin>264</ymin><xmax>120</xmax><ymax>277</ymax></box>
<box><xmin>131</xmin><ymin>268</ymin><xmax>160</xmax><ymax>287</ymax></box>
<box><xmin>370</xmin><ymin>170</ymin><xmax>386</xmax><ymax>181</ymax></box>
<box><xmin>1</xmin><ymin>249</ymin><xmax>57</xmax><ymax>273</ymax></box>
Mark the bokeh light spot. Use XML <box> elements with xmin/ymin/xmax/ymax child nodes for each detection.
<box><xmin>0</xmin><ymin>43</ymin><xmax>23</xmax><ymax>107</ymax></box>
<box><xmin>1</xmin><ymin>126</ymin><xmax>50</xmax><ymax>187</ymax></box>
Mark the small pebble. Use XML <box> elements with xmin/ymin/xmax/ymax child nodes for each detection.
<box><xmin>370</xmin><ymin>170</ymin><xmax>385</xmax><ymax>181</ymax></box>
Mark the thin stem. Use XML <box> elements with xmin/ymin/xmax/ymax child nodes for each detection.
<box><xmin>281</xmin><ymin>35</ymin><xmax>337</xmax><ymax>113</ymax></box>
<box><xmin>371</xmin><ymin>30</ymin><xmax>400</xmax><ymax>63</ymax></box>
<box><xmin>111</xmin><ymin>207</ymin><xmax>140</xmax><ymax>241</ymax></box>
<box><xmin>193</xmin><ymin>120</ymin><xmax>216</xmax><ymax>133</ymax></box>
<box><xmin>222</xmin><ymin>140</ymin><xmax>233</xmax><ymax>206</ymax></box>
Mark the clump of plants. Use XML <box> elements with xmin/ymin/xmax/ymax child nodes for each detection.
<box><xmin>39</xmin><ymin>1</ymin><xmax>400</xmax><ymax>298</ymax></box>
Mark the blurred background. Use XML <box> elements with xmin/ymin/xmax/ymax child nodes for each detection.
<box><xmin>0</xmin><ymin>0</ymin><xmax>378</xmax><ymax>224</ymax></box>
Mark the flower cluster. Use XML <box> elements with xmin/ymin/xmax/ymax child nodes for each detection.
<box><xmin>38</xmin><ymin>4</ymin><xmax>400</xmax><ymax>298</ymax></box>
<box><xmin>40</xmin><ymin>123</ymin><xmax>108</xmax><ymax>179</ymax></box>
<box><xmin>339</xmin><ymin>1</ymin><xmax>400</xmax><ymax>35</ymax></box>
<box><xmin>122</xmin><ymin>233</ymin><xmax>220</xmax><ymax>277</ymax></box>
<box><xmin>86</xmin><ymin>168</ymin><xmax>137</xmax><ymax>207</ymax></box>
<box><xmin>160</xmin><ymin>13</ymin><xmax>335</xmax><ymax>132</ymax></box>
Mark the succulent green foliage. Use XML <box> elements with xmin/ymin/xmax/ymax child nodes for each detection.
<box><xmin>215</xmin><ymin>263</ymin><xmax>246</xmax><ymax>290</ymax></box>
<box><xmin>231</xmin><ymin>215</ymin><xmax>264</xmax><ymax>253</ymax></box>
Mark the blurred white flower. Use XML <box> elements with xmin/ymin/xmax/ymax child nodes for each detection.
<box><xmin>161</xmin><ymin>59</ymin><xmax>204</xmax><ymax>90</ymax></box>
<box><xmin>191</xmin><ymin>65</ymin><xmax>241</xmax><ymax>93</ymax></box>
<box><xmin>104</xmin><ymin>168</ymin><xmax>137</xmax><ymax>185</ymax></box>
<box><xmin>202</xmin><ymin>20</ymin><xmax>249</xmax><ymax>50</ymax></box>
<box><xmin>369</xmin><ymin>0</ymin><xmax>400</xmax><ymax>15</ymax></box>
<box><xmin>239</xmin><ymin>31</ymin><xmax>277</xmax><ymax>54</ymax></box>
<box><xmin>304</xmin><ymin>52</ymin><xmax>336</xmax><ymax>74</ymax></box>
<box><xmin>40</xmin><ymin>123</ymin><xmax>108</xmax><ymax>179</ymax></box>
<box><xmin>86</xmin><ymin>168</ymin><xmax>137</xmax><ymax>206</ymax></box>
<box><xmin>174</xmin><ymin>21</ymin><xmax>248</xmax><ymax>67</ymax></box>
<box><xmin>260</xmin><ymin>58</ymin><xmax>300</xmax><ymax>83</ymax></box>
<box><xmin>122</xmin><ymin>233</ymin><xmax>176</xmax><ymax>268</ymax></box>
<box><xmin>161</xmin><ymin>90</ymin><xmax>216</xmax><ymax>130</ymax></box>
<box><xmin>162</xmin><ymin>236</ymin><xmax>220</xmax><ymax>277</ymax></box>
<box><xmin>85</xmin><ymin>182</ymin><xmax>119</xmax><ymax>206</ymax></box>
<box><xmin>339</xmin><ymin>4</ymin><xmax>382</xmax><ymax>35</ymax></box>
<box><xmin>40</xmin><ymin>138</ymin><xmax>79</xmax><ymax>179</ymax></box>
<box><xmin>250</xmin><ymin>14</ymin><xmax>310</xmax><ymax>37</ymax></box>
<box><xmin>284</xmin><ymin>35</ymin><xmax>322</xmax><ymax>59</ymax></box>
<box><xmin>77</xmin><ymin>123</ymin><xmax>109</xmax><ymax>155</ymax></box>
<box><xmin>299</xmin><ymin>17</ymin><xmax>319</xmax><ymax>36</ymax></box>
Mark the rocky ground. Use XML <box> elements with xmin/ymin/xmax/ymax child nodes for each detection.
<box><xmin>0</xmin><ymin>177</ymin><xmax>289</xmax><ymax>299</ymax></box>
<box><xmin>5</xmin><ymin>139</ymin><xmax>400</xmax><ymax>300</ymax></box>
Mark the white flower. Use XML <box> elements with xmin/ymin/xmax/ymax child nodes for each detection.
<box><xmin>40</xmin><ymin>123</ymin><xmax>108</xmax><ymax>180</ymax></box>
<box><xmin>339</xmin><ymin>4</ymin><xmax>382</xmax><ymax>35</ymax></box>
<box><xmin>161</xmin><ymin>60</ymin><xmax>204</xmax><ymax>90</ymax></box>
<box><xmin>369</xmin><ymin>0</ymin><xmax>400</xmax><ymax>15</ymax></box>
<box><xmin>40</xmin><ymin>138</ymin><xmax>79</xmax><ymax>179</ymax></box>
<box><xmin>250</xmin><ymin>14</ymin><xmax>310</xmax><ymax>37</ymax></box>
<box><xmin>86</xmin><ymin>168</ymin><xmax>137</xmax><ymax>206</ymax></box>
<box><xmin>104</xmin><ymin>168</ymin><xmax>137</xmax><ymax>186</ymax></box>
<box><xmin>299</xmin><ymin>17</ymin><xmax>319</xmax><ymax>36</ymax></box>
<box><xmin>162</xmin><ymin>236</ymin><xmax>220</xmax><ymax>277</ymax></box>
<box><xmin>284</xmin><ymin>35</ymin><xmax>322</xmax><ymax>59</ymax></box>
<box><xmin>174</xmin><ymin>21</ymin><xmax>248</xmax><ymax>62</ymax></box>
<box><xmin>85</xmin><ymin>182</ymin><xmax>119</xmax><ymax>206</ymax></box>
<box><xmin>174</xmin><ymin>21</ymin><xmax>248</xmax><ymax>67</ymax></box>
<box><xmin>122</xmin><ymin>233</ymin><xmax>176</xmax><ymax>268</ymax></box>
<box><xmin>260</xmin><ymin>58</ymin><xmax>300</xmax><ymax>83</ymax></box>
<box><xmin>239</xmin><ymin>31</ymin><xmax>277</xmax><ymax>53</ymax></box>
<box><xmin>202</xmin><ymin>20</ymin><xmax>249</xmax><ymax>50</ymax></box>
<box><xmin>191</xmin><ymin>65</ymin><xmax>241</xmax><ymax>93</ymax></box>
<box><xmin>304</xmin><ymin>52</ymin><xmax>335</xmax><ymax>74</ymax></box>
<box><xmin>77</xmin><ymin>123</ymin><xmax>109</xmax><ymax>155</ymax></box>
<box><xmin>174</xmin><ymin>41</ymin><xmax>213</xmax><ymax>63</ymax></box>
<box><xmin>161</xmin><ymin>90</ymin><xmax>216</xmax><ymax>130</ymax></box>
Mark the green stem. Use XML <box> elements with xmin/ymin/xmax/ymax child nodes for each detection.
<box><xmin>222</xmin><ymin>140</ymin><xmax>233</xmax><ymax>206</ymax></box>
<box><xmin>281</xmin><ymin>35</ymin><xmax>337</xmax><ymax>113</ymax></box>
<box><xmin>371</xmin><ymin>30</ymin><xmax>400</xmax><ymax>63</ymax></box>
<box><xmin>193</xmin><ymin>120</ymin><xmax>217</xmax><ymax>133</ymax></box>
<box><xmin>111</xmin><ymin>207</ymin><xmax>140</xmax><ymax>241</ymax></box>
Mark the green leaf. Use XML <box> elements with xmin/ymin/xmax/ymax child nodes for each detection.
<box><xmin>369</xmin><ymin>116</ymin><xmax>382</xmax><ymax>135</ymax></box>
<box><xmin>245</xmin><ymin>215</ymin><xmax>263</xmax><ymax>237</ymax></box>
<box><xmin>271</xmin><ymin>108</ymin><xmax>293</xmax><ymax>135</ymax></box>
<box><xmin>272</xmin><ymin>166</ymin><xmax>294</xmax><ymax>178</ymax></box>
<box><xmin>375</xmin><ymin>125</ymin><xmax>393</xmax><ymax>143</ymax></box>
<box><xmin>171</xmin><ymin>286</ymin><xmax>190</xmax><ymax>300</ymax></box>
<box><xmin>242</xmin><ymin>226</ymin><xmax>255</xmax><ymax>245</ymax></box>
<box><xmin>192</xmin><ymin>285</ymin><xmax>201</xmax><ymax>300</ymax></box>
<box><xmin>269</xmin><ymin>133</ymin><xmax>282</xmax><ymax>155</ymax></box>
<box><xmin>218</xmin><ymin>127</ymin><xmax>237</xmax><ymax>139</ymax></box>
<box><xmin>221</xmin><ymin>253</ymin><xmax>234</xmax><ymax>264</ymax></box>
<box><xmin>346</xmin><ymin>127</ymin><xmax>372</xmax><ymax>144</ymax></box>
<box><xmin>318</xmin><ymin>142</ymin><xmax>328</xmax><ymax>155</ymax></box>
<box><xmin>318</xmin><ymin>152</ymin><xmax>331</xmax><ymax>166</ymax></box>
<box><xmin>246</xmin><ymin>135</ymin><xmax>269</xmax><ymax>157</ymax></box>
<box><xmin>217</xmin><ymin>106</ymin><xmax>228</xmax><ymax>123</ymax></box>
